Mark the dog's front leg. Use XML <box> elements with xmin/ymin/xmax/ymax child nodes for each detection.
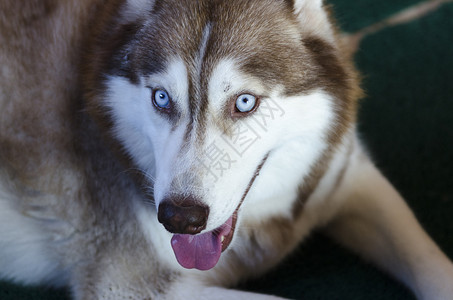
<box><xmin>325</xmin><ymin>143</ymin><xmax>453</xmax><ymax>300</ymax></box>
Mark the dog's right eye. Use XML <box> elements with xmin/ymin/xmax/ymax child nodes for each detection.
<box><xmin>152</xmin><ymin>89</ymin><xmax>171</xmax><ymax>109</ymax></box>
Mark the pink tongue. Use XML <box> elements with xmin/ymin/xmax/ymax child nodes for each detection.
<box><xmin>171</xmin><ymin>217</ymin><xmax>232</xmax><ymax>271</ymax></box>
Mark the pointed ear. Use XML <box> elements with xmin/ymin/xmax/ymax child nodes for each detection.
<box><xmin>290</xmin><ymin>0</ymin><xmax>336</xmax><ymax>43</ymax></box>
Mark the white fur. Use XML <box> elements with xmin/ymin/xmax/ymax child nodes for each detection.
<box><xmin>0</xmin><ymin>178</ymin><xmax>67</xmax><ymax>286</ymax></box>
<box><xmin>144</xmin><ymin>57</ymin><xmax>190</xmax><ymax>113</ymax></box>
<box><xmin>105</xmin><ymin>76</ymin><xmax>157</xmax><ymax>171</ymax></box>
<box><xmin>195</xmin><ymin>23</ymin><xmax>212</xmax><ymax>83</ymax></box>
<box><xmin>106</xmin><ymin>58</ymin><xmax>191</xmax><ymax>205</ymax></box>
<box><xmin>199</xmin><ymin>58</ymin><xmax>336</xmax><ymax>229</ymax></box>
<box><xmin>242</xmin><ymin>90</ymin><xmax>337</xmax><ymax>221</ymax></box>
<box><xmin>134</xmin><ymin>201</ymin><xmax>183</xmax><ymax>271</ymax></box>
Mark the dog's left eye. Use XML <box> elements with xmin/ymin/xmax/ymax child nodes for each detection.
<box><xmin>235</xmin><ymin>94</ymin><xmax>257</xmax><ymax>113</ymax></box>
<box><xmin>152</xmin><ymin>89</ymin><xmax>171</xmax><ymax>109</ymax></box>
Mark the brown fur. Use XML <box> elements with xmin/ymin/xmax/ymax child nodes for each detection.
<box><xmin>1</xmin><ymin>0</ymin><xmax>178</xmax><ymax>295</ymax></box>
<box><xmin>1</xmin><ymin>0</ymin><xmax>363</xmax><ymax>298</ymax></box>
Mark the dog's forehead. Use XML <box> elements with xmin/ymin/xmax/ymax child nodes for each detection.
<box><xmin>146</xmin><ymin>0</ymin><xmax>297</xmax><ymax>46</ymax></box>
<box><xmin>138</xmin><ymin>0</ymin><xmax>310</xmax><ymax>90</ymax></box>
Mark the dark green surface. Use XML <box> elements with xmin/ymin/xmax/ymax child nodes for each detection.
<box><xmin>0</xmin><ymin>281</ymin><xmax>69</xmax><ymax>300</ymax></box>
<box><xmin>1</xmin><ymin>1</ymin><xmax>452</xmax><ymax>299</ymax></box>
<box><xmin>330</xmin><ymin>0</ymin><xmax>424</xmax><ymax>32</ymax></box>
<box><xmin>356</xmin><ymin>3</ymin><xmax>453</xmax><ymax>232</ymax></box>
<box><xmin>241</xmin><ymin>235</ymin><xmax>415</xmax><ymax>299</ymax></box>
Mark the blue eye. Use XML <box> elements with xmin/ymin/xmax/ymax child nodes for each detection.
<box><xmin>235</xmin><ymin>94</ymin><xmax>257</xmax><ymax>113</ymax></box>
<box><xmin>153</xmin><ymin>89</ymin><xmax>171</xmax><ymax>109</ymax></box>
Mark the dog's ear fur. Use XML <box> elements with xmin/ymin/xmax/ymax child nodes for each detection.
<box><xmin>287</xmin><ymin>0</ymin><xmax>336</xmax><ymax>43</ymax></box>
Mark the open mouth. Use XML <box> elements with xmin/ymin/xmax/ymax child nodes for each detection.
<box><xmin>170</xmin><ymin>208</ymin><xmax>239</xmax><ymax>271</ymax></box>
<box><xmin>169</xmin><ymin>154</ymin><xmax>269</xmax><ymax>271</ymax></box>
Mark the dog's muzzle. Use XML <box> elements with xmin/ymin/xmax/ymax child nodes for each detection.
<box><xmin>157</xmin><ymin>195</ymin><xmax>236</xmax><ymax>271</ymax></box>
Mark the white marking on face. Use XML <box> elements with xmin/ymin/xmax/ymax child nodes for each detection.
<box><xmin>104</xmin><ymin>76</ymin><xmax>157</xmax><ymax>171</ymax></box>
<box><xmin>185</xmin><ymin>58</ymin><xmax>338</xmax><ymax>230</ymax></box>
<box><xmin>198</xmin><ymin>91</ymin><xmax>336</xmax><ymax>230</ymax></box>
<box><xmin>145</xmin><ymin>58</ymin><xmax>189</xmax><ymax>115</ymax></box>
<box><xmin>105</xmin><ymin>58</ymin><xmax>190</xmax><ymax>208</ymax></box>
<box><xmin>241</xmin><ymin>90</ymin><xmax>336</xmax><ymax>222</ymax></box>
<box><xmin>196</xmin><ymin>23</ymin><xmax>212</xmax><ymax>82</ymax></box>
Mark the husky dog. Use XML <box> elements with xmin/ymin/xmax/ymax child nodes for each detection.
<box><xmin>1</xmin><ymin>0</ymin><xmax>452</xmax><ymax>299</ymax></box>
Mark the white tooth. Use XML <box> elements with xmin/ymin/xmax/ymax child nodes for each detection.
<box><xmin>221</xmin><ymin>236</ymin><xmax>225</xmax><ymax>243</ymax></box>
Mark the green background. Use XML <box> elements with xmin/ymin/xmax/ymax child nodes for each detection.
<box><xmin>1</xmin><ymin>1</ymin><xmax>452</xmax><ymax>299</ymax></box>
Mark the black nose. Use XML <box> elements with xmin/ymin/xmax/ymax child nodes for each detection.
<box><xmin>157</xmin><ymin>196</ymin><xmax>209</xmax><ymax>235</ymax></box>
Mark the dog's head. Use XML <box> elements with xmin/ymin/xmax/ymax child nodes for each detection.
<box><xmin>84</xmin><ymin>0</ymin><xmax>359</xmax><ymax>270</ymax></box>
